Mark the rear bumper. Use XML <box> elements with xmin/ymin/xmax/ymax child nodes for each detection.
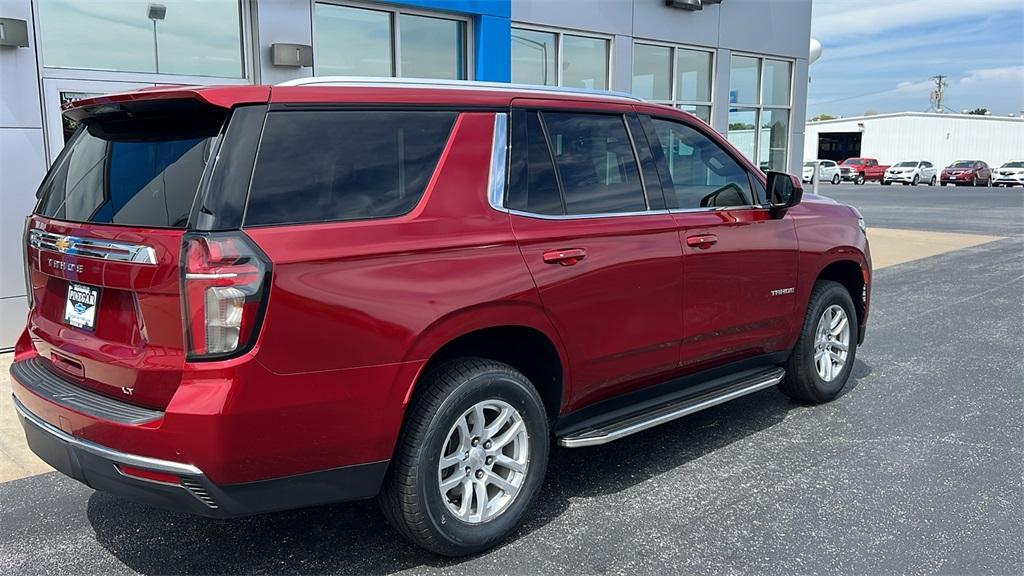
<box><xmin>13</xmin><ymin>394</ymin><xmax>387</xmax><ymax>517</ymax></box>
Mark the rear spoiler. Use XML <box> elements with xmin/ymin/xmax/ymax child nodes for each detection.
<box><xmin>63</xmin><ymin>86</ymin><xmax>271</xmax><ymax>123</ymax></box>
<box><xmin>63</xmin><ymin>86</ymin><xmax>271</xmax><ymax>142</ymax></box>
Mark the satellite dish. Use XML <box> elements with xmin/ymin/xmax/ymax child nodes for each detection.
<box><xmin>809</xmin><ymin>38</ymin><xmax>822</xmax><ymax>65</ymax></box>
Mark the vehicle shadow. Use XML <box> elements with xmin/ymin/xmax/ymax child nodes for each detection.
<box><xmin>87</xmin><ymin>359</ymin><xmax>872</xmax><ymax>575</ymax></box>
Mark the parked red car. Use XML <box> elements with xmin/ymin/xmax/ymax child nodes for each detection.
<box><xmin>839</xmin><ymin>157</ymin><xmax>889</xmax><ymax>185</ymax></box>
<box><xmin>11</xmin><ymin>80</ymin><xmax>871</xmax><ymax>556</ymax></box>
<box><xmin>941</xmin><ymin>160</ymin><xmax>992</xmax><ymax>186</ymax></box>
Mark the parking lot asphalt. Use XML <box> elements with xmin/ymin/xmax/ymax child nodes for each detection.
<box><xmin>1</xmin><ymin>187</ymin><xmax>1022</xmax><ymax>575</ymax></box>
<box><xmin>817</xmin><ymin>183</ymin><xmax>1024</xmax><ymax>237</ymax></box>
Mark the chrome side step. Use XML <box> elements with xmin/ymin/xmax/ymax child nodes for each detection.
<box><xmin>558</xmin><ymin>367</ymin><xmax>785</xmax><ymax>448</ymax></box>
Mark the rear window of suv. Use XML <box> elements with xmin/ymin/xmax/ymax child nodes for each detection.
<box><xmin>36</xmin><ymin>125</ymin><xmax>218</xmax><ymax>228</ymax></box>
<box><xmin>244</xmin><ymin>110</ymin><xmax>457</xmax><ymax>226</ymax></box>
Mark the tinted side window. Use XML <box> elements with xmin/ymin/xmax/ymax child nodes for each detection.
<box><xmin>542</xmin><ymin>112</ymin><xmax>647</xmax><ymax>215</ymax></box>
<box><xmin>245</xmin><ymin>110</ymin><xmax>456</xmax><ymax>226</ymax></box>
<box><xmin>507</xmin><ymin>110</ymin><xmax>564</xmax><ymax>215</ymax></box>
<box><xmin>649</xmin><ymin>118</ymin><xmax>754</xmax><ymax>209</ymax></box>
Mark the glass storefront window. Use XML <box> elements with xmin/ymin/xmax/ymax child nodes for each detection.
<box><xmin>676</xmin><ymin>48</ymin><xmax>712</xmax><ymax>103</ymax></box>
<box><xmin>37</xmin><ymin>0</ymin><xmax>244</xmax><ymax>77</ymax></box>
<box><xmin>314</xmin><ymin>4</ymin><xmax>392</xmax><ymax>77</ymax></box>
<box><xmin>729</xmin><ymin>55</ymin><xmax>759</xmax><ymax>106</ymax></box>
<box><xmin>632</xmin><ymin>43</ymin><xmax>713</xmax><ymax>123</ymax></box>
<box><xmin>632</xmin><ymin>44</ymin><xmax>671</xmax><ymax>101</ymax></box>
<box><xmin>512</xmin><ymin>29</ymin><xmax>557</xmax><ymax>86</ymax></box>
<box><xmin>513</xmin><ymin>27</ymin><xmax>609</xmax><ymax>89</ymax></box>
<box><xmin>728</xmin><ymin>55</ymin><xmax>792</xmax><ymax>170</ymax></box>
<box><xmin>400</xmin><ymin>14</ymin><xmax>466</xmax><ymax>80</ymax></box>
<box><xmin>678</xmin><ymin>104</ymin><xmax>712</xmax><ymax>124</ymax></box>
<box><xmin>314</xmin><ymin>3</ymin><xmax>468</xmax><ymax>80</ymax></box>
<box><xmin>762</xmin><ymin>59</ymin><xmax>792</xmax><ymax>107</ymax></box>
<box><xmin>562</xmin><ymin>35</ymin><xmax>609</xmax><ymax>90</ymax></box>
<box><xmin>727</xmin><ymin>109</ymin><xmax>758</xmax><ymax>162</ymax></box>
<box><xmin>759</xmin><ymin>109</ymin><xmax>789</xmax><ymax>172</ymax></box>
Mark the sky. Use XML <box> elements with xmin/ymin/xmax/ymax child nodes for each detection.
<box><xmin>808</xmin><ymin>0</ymin><xmax>1024</xmax><ymax>119</ymax></box>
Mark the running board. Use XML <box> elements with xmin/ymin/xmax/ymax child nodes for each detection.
<box><xmin>557</xmin><ymin>367</ymin><xmax>786</xmax><ymax>448</ymax></box>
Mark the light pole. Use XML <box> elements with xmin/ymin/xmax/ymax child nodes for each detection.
<box><xmin>147</xmin><ymin>3</ymin><xmax>166</xmax><ymax>73</ymax></box>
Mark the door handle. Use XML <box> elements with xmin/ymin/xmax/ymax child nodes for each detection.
<box><xmin>543</xmin><ymin>248</ymin><xmax>587</xmax><ymax>266</ymax></box>
<box><xmin>686</xmin><ymin>234</ymin><xmax>718</xmax><ymax>249</ymax></box>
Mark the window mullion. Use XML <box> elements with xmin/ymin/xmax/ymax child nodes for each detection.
<box><xmin>392</xmin><ymin>10</ymin><xmax>401</xmax><ymax>77</ymax></box>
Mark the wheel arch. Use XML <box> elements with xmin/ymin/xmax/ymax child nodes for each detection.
<box><xmin>402</xmin><ymin>304</ymin><xmax>570</xmax><ymax>421</ymax></box>
<box><xmin>814</xmin><ymin>257</ymin><xmax>868</xmax><ymax>328</ymax></box>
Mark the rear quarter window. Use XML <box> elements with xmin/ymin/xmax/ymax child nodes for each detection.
<box><xmin>244</xmin><ymin>110</ymin><xmax>457</xmax><ymax>226</ymax></box>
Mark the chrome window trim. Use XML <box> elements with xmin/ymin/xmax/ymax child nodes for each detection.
<box><xmin>668</xmin><ymin>205</ymin><xmax>768</xmax><ymax>214</ymax></box>
<box><xmin>28</xmin><ymin>229</ymin><xmax>158</xmax><ymax>265</ymax></box>
<box><xmin>487</xmin><ymin>112</ymin><xmax>509</xmax><ymax>213</ymax></box>
<box><xmin>507</xmin><ymin>208</ymin><xmax>670</xmax><ymax>221</ymax></box>
<box><xmin>12</xmin><ymin>395</ymin><xmax>202</xmax><ymax>476</ymax></box>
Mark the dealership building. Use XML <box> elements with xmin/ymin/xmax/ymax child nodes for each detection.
<box><xmin>0</xmin><ymin>0</ymin><xmax>812</xmax><ymax>349</ymax></box>
<box><xmin>804</xmin><ymin>112</ymin><xmax>1024</xmax><ymax>171</ymax></box>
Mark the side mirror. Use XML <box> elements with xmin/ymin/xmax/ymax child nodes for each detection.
<box><xmin>766</xmin><ymin>171</ymin><xmax>803</xmax><ymax>214</ymax></box>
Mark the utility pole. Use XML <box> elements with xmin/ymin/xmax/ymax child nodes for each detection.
<box><xmin>929</xmin><ymin>75</ymin><xmax>948</xmax><ymax>113</ymax></box>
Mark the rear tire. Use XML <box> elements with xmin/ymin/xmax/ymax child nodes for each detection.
<box><xmin>929</xmin><ymin>175</ymin><xmax>936</xmax><ymax>186</ymax></box>
<box><xmin>779</xmin><ymin>281</ymin><xmax>859</xmax><ymax>403</ymax></box>
<box><xmin>379</xmin><ymin>358</ymin><xmax>549</xmax><ymax>556</ymax></box>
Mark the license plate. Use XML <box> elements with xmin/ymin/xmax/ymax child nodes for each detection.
<box><xmin>64</xmin><ymin>282</ymin><xmax>100</xmax><ymax>331</ymax></box>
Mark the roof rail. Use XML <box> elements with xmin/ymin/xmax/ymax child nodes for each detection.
<box><xmin>275</xmin><ymin>76</ymin><xmax>646</xmax><ymax>103</ymax></box>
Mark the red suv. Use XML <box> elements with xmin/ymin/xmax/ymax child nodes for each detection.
<box><xmin>11</xmin><ymin>79</ymin><xmax>870</xmax><ymax>556</ymax></box>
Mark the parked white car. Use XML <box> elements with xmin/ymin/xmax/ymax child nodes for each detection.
<box><xmin>802</xmin><ymin>160</ymin><xmax>841</xmax><ymax>184</ymax></box>
<box><xmin>992</xmin><ymin>161</ymin><xmax>1024</xmax><ymax>187</ymax></box>
<box><xmin>882</xmin><ymin>160</ymin><xmax>938</xmax><ymax>186</ymax></box>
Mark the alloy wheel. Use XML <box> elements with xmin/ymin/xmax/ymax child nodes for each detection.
<box><xmin>813</xmin><ymin>304</ymin><xmax>850</xmax><ymax>382</ymax></box>
<box><xmin>437</xmin><ymin>399</ymin><xmax>530</xmax><ymax>524</ymax></box>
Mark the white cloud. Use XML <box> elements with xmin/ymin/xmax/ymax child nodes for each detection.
<box><xmin>894</xmin><ymin>79</ymin><xmax>934</xmax><ymax>94</ymax></box>
<box><xmin>812</xmin><ymin>0</ymin><xmax>1024</xmax><ymax>43</ymax></box>
<box><xmin>959</xmin><ymin>66</ymin><xmax>1024</xmax><ymax>86</ymax></box>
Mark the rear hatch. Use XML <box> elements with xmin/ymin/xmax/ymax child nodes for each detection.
<box><xmin>24</xmin><ymin>89</ymin><xmax>268</xmax><ymax>410</ymax></box>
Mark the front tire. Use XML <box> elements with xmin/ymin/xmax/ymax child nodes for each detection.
<box><xmin>912</xmin><ymin>174</ymin><xmax>919</xmax><ymax>186</ymax></box>
<box><xmin>779</xmin><ymin>280</ymin><xmax>859</xmax><ymax>403</ymax></box>
<box><xmin>831</xmin><ymin>173</ymin><xmax>840</xmax><ymax>185</ymax></box>
<box><xmin>855</xmin><ymin>174</ymin><xmax>865</xmax><ymax>185</ymax></box>
<box><xmin>379</xmin><ymin>358</ymin><xmax>549</xmax><ymax>556</ymax></box>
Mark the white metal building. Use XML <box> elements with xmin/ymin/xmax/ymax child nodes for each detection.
<box><xmin>804</xmin><ymin>112</ymin><xmax>1024</xmax><ymax>170</ymax></box>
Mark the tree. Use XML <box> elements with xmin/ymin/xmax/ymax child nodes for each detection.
<box><xmin>809</xmin><ymin>113</ymin><xmax>835</xmax><ymax>122</ymax></box>
<box><xmin>864</xmin><ymin>109</ymin><xmax>879</xmax><ymax>116</ymax></box>
<box><xmin>966</xmin><ymin>107</ymin><xmax>990</xmax><ymax>116</ymax></box>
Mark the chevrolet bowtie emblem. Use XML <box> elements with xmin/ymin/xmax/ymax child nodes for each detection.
<box><xmin>55</xmin><ymin>236</ymin><xmax>71</xmax><ymax>253</ymax></box>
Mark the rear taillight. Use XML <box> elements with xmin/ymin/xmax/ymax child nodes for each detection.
<box><xmin>181</xmin><ymin>233</ymin><xmax>270</xmax><ymax>361</ymax></box>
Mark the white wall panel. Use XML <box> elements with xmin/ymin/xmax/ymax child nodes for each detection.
<box><xmin>0</xmin><ymin>128</ymin><xmax>45</xmax><ymax>300</ymax></box>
